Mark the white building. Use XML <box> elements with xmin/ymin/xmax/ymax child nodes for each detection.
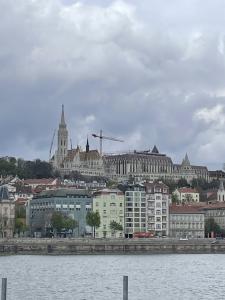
<box><xmin>146</xmin><ymin>181</ymin><xmax>170</xmax><ymax>237</ymax></box>
<box><xmin>217</xmin><ymin>180</ymin><xmax>225</xmax><ymax>202</ymax></box>
<box><xmin>174</xmin><ymin>187</ymin><xmax>200</xmax><ymax>203</ymax></box>
<box><xmin>124</xmin><ymin>184</ymin><xmax>146</xmax><ymax>237</ymax></box>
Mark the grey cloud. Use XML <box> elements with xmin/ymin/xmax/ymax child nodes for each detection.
<box><xmin>0</xmin><ymin>0</ymin><xmax>225</xmax><ymax>170</ymax></box>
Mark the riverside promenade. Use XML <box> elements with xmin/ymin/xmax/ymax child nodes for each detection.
<box><xmin>0</xmin><ymin>238</ymin><xmax>225</xmax><ymax>255</ymax></box>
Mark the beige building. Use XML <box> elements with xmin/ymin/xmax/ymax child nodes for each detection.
<box><xmin>173</xmin><ymin>187</ymin><xmax>200</xmax><ymax>203</ymax></box>
<box><xmin>93</xmin><ymin>189</ymin><xmax>124</xmax><ymax>238</ymax></box>
<box><xmin>146</xmin><ymin>181</ymin><xmax>170</xmax><ymax>237</ymax></box>
<box><xmin>0</xmin><ymin>186</ymin><xmax>15</xmax><ymax>238</ymax></box>
<box><xmin>169</xmin><ymin>205</ymin><xmax>205</xmax><ymax>238</ymax></box>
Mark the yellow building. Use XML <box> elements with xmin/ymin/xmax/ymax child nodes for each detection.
<box><xmin>93</xmin><ymin>189</ymin><xmax>124</xmax><ymax>238</ymax></box>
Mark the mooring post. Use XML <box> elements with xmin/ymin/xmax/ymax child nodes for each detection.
<box><xmin>123</xmin><ymin>276</ymin><xmax>128</xmax><ymax>300</ymax></box>
<box><xmin>1</xmin><ymin>278</ymin><xmax>7</xmax><ymax>300</ymax></box>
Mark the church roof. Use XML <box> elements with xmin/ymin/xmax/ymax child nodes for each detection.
<box><xmin>64</xmin><ymin>149</ymin><xmax>101</xmax><ymax>162</ymax></box>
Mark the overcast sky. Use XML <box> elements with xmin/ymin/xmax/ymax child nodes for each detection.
<box><xmin>1</xmin><ymin>0</ymin><xmax>225</xmax><ymax>170</ymax></box>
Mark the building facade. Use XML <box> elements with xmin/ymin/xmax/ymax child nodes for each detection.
<box><xmin>173</xmin><ymin>188</ymin><xmax>200</xmax><ymax>204</ymax></box>
<box><xmin>202</xmin><ymin>203</ymin><xmax>225</xmax><ymax>231</ymax></box>
<box><xmin>105</xmin><ymin>151</ymin><xmax>209</xmax><ymax>183</ymax></box>
<box><xmin>28</xmin><ymin>189</ymin><xmax>92</xmax><ymax>237</ymax></box>
<box><xmin>169</xmin><ymin>205</ymin><xmax>205</xmax><ymax>238</ymax></box>
<box><xmin>0</xmin><ymin>186</ymin><xmax>15</xmax><ymax>238</ymax></box>
<box><xmin>93</xmin><ymin>189</ymin><xmax>124</xmax><ymax>238</ymax></box>
<box><xmin>146</xmin><ymin>181</ymin><xmax>170</xmax><ymax>237</ymax></box>
<box><xmin>124</xmin><ymin>184</ymin><xmax>146</xmax><ymax>237</ymax></box>
<box><xmin>51</xmin><ymin>106</ymin><xmax>209</xmax><ymax>182</ymax></box>
<box><xmin>51</xmin><ymin>106</ymin><xmax>104</xmax><ymax>177</ymax></box>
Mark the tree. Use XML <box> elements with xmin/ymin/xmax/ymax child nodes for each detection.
<box><xmin>171</xmin><ymin>193</ymin><xmax>179</xmax><ymax>204</ymax></box>
<box><xmin>205</xmin><ymin>218</ymin><xmax>221</xmax><ymax>237</ymax></box>
<box><xmin>86</xmin><ymin>211</ymin><xmax>101</xmax><ymax>238</ymax></box>
<box><xmin>15</xmin><ymin>219</ymin><xmax>27</xmax><ymax>236</ymax></box>
<box><xmin>51</xmin><ymin>212</ymin><xmax>64</xmax><ymax>234</ymax></box>
<box><xmin>63</xmin><ymin>217</ymin><xmax>78</xmax><ymax>233</ymax></box>
<box><xmin>110</xmin><ymin>220</ymin><xmax>123</xmax><ymax>237</ymax></box>
<box><xmin>51</xmin><ymin>212</ymin><xmax>77</xmax><ymax>236</ymax></box>
<box><xmin>177</xmin><ymin>178</ymin><xmax>189</xmax><ymax>188</ymax></box>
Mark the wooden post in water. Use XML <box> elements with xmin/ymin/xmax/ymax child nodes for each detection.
<box><xmin>1</xmin><ymin>278</ymin><xmax>7</xmax><ymax>300</ymax></box>
<box><xmin>123</xmin><ymin>276</ymin><xmax>128</xmax><ymax>300</ymax></box>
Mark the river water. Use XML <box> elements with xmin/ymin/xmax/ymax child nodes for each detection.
<box><xmin>0</xmin><ymin>254</ymin><xmax>225</xmax><ymax>300</ymax></box>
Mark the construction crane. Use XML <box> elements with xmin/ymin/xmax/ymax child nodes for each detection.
<box><xmin>92</xmin><ymin>129</ymin><xmax>124</xmax><ymax>156</ymax></box>
<box><xmin>49</xmin><ymin>129</ymin><xmax>56</xmax><ymax>161</ymax></box>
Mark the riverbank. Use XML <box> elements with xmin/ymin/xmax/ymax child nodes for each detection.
<box><xmin>0</xmin><ymin>238</ymin><xmax>225</xmax><ymax>255</ymax></box>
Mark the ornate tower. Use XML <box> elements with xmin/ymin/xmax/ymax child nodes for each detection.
<box><xmin>57</xmin><ymin>105</ymin><xmax>68</xmax><ymax>166</ymax></box>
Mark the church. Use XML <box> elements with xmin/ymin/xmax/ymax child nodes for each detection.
<box><xmin>51</xmin><ymin>106</ymin><xmax>209</xmax><ymax>183</ymax></box>
<box><xmin>51</xmin><ymin>106</ymin><xmax>105</xmax><ymax>177</ymax></box>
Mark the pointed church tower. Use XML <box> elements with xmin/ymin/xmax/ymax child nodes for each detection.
<box><xmin>57</xmin><ymin>105</ymin><xmax>68</xmax><ymax>166</ymax></box>
<box><xmin>181</xmin><ymin>153</ymin><xmax>191</xmax><ymax>170</ymax></box>
<box><xmin>86</xmin><ymin>137</ymin><xmax>89</xmax><ymax>153</ymax></box>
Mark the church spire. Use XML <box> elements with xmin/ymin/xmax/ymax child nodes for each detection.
<box><xmin>182</xmin><ymin>153</ymin><xmax>190</xmax><ymax>166</ymax></box>
<box><xmin>61</xmin><ymin>104</ymin><xmax>65</xmax><ymax>125</ymax></box>
<box><xmin>86</xmin><ymin>136</ymin><xmax>89</xmax><ymax>153</ymax></box>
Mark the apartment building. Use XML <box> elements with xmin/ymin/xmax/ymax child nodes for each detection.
<box><xmin>169</xmin><ymin>205</ymin><xmax>205</xmax><ymax>238</ymax></box>
<box><xmin>145</xmin><ymin>181</ymin><xmax>170</xmax><ymax>237</ymax></box>
<box><xmin>124</xmin><ymin>184</ymin><xmax>146</xmax><ymax>237</ymax></box>
<box><xmin>93</xmin><ymin>189</ymin><xmax>124</xmax><ymax>238</ymax></box>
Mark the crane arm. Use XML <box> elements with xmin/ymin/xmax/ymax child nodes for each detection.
<box><xmin>92</xmin><ymin>134</ymin><xmax>124</xmax><ymax>142</ymax></box>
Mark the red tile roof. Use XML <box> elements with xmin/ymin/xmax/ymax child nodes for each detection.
<box><xmin>170</xmin><ymin>204</ymin><xmax>204</xmax><ymax>214</ymax></box>
<box><xmin>24</xmin><ymin>178</ymin><xmax>57</xmax><ymax>185</ymax></box>
<box><xmin>178</xmin><ymin>188</ymin><xmax>199</xmax><ymax>194</ymax></box>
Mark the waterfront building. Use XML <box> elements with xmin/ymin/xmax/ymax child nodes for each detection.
<box><xmin>0</xmin><ymin>186</ymin><xmax>15</xmax><ymax>238</ymax></box>
<box><xmin>145</xmin><ymin>181</ymin><xmax>170</xmax><ymax>237</ymax></box>
<box><xmin>93</xmin><ymin>189</ymin><xmax>124</xmax><ymax>238</ymax></box>
<box><xmin>28</xmin><ymin>189</ymin><xmax>92</xmax><ymax>237</ymax></box>
<box><xmin>124</xmin><ymin>184</ymin><xmax>146</xmax><ymax>237</ymax></box>
<box><xmin>173</xmin><ymin>188</ymin><xmax>200</xmax><ymax>203</ymax></box>
<box><xmin>201</xmin><ymin>203</ymin><xmax>225</xmax><ymax>231</ymax></box>
<box><xmin>217</xmin><ymin>181</ymin><xmax>225</xmax><ymax>202</ymax></box>
<box><xmin>169</xmin><ymin>205</ymin><xmax>205</xmax><ymax>238</ymax></box>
